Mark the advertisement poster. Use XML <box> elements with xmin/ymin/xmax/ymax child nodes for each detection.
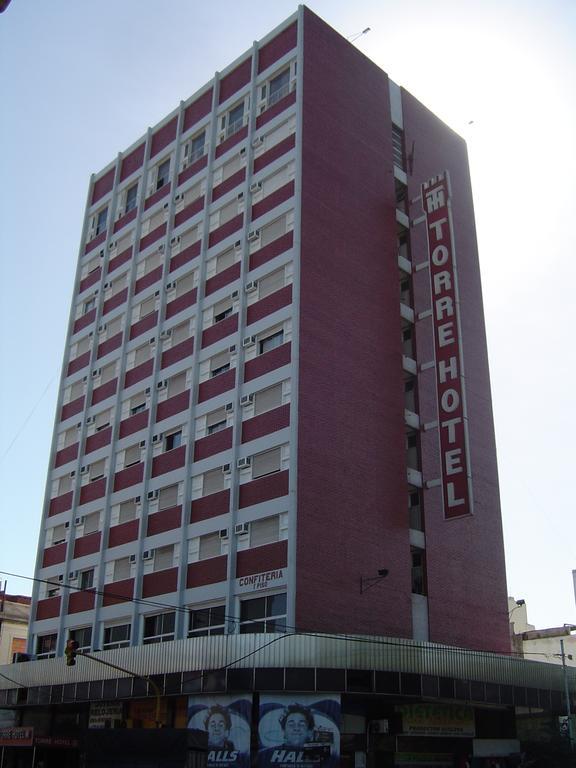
<box><xmin>188</xmin><ymin>695</ymin><xmax>252</xmax><ymax>768</ymax></box>
<box><xmin>397</xmin><ymin>704</ymin><xmax>475</xmax><ymax>738</ymax></box>
<box><xmin>259</xmin><ymin>694</ymin><xmax>340</xmax><ymax>768</ymax></box>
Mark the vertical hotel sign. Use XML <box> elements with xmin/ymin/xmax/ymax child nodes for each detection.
<box><xmin>421</xmin><ymin>172</ymin><xmax>472</xmax><ymax>518</ymax></box>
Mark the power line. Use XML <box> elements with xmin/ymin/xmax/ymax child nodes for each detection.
<box><xmin>0</xmin><ymin>569</ymin><xmax>545</xmax><ymax>662</ymax></box>
<box><xmin>0</xmin><ymin>374</ymin><xmax>57</xmax><ymax>465</ymax></box>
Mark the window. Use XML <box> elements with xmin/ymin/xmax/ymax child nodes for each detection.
<box><xmin>258</xmin><ymin>268</ymin><xmax>284</xmax><ymax>299</ymax></box>
<box><xmin>164</xmin><ymin>430</ymin><xmax>182</xmax><ymax>452</ymax></box>
<box><xmin>70</xmin><ymin>626</ymin><xmax>92</xmax><ymax>652</ymax></box>
<box><xmin>259</xmin><ymin>329</ymin><xmax>284</xmax><ymax>355</ymax></box>
<box><xmin>188</xmin><ymin>605</ymin><xmax>225</xmax><ymax>637</ymax></box>
<box><xmin>250</xmin><ymin>515</ymin><xmax>280</xmax><ymax>548</ymax></box>
<box><xmin>406</xmin><ymin>432</ymin><xmax>419</xmax><ymax>469</ymax></box>
<box><xmin>139</xmin><ymin>295</ymin><xmax>156</xmax><ymax>319</ymax></box>
<box><xmin>143</xmin><ymin>612</ymin><xmax>175</xmax><ymax>644</ymax></box>
<box><xmin>203</xmin><ymin>468</ymin><xmax>225</xmax><ymax>496</ymax></box>
<box><xmin>103</xmin><ymin>623</ymin><xmax>131</xmax><ymax>650</ymax></box>
<box><xmin>411</xmin><ymin>548</ymin><xmax>426</xmax><ymax>595</ymax></box>
<box><xmin>154</xmin><ymin>544</ymin><xmax>174</xmax><ymax>571</ymax></box>
<box><xmin>69</xmin><ymin>379</ymin><xmax>85</xmax><ymax>401</ymax></box>
<box><xmin>51</xmin><ymin>523</ymin><xmax>68</xmax><ymax>546</ymax></box>
<box><xmin>79</xmin><ymin>569</ymin><xmax>94</xmax><ymax>590</ymax></box>
<box><xmin>260</xmin><ymin>215</ymin><xmax>286</xmax><ymax>246</ymax></box>
<box><xmin>100</xmin><ymin>362</ymin><xmax>116</xmax><ymax>385</ymax></box>
<box><xmin>252</xmin><ymin>447</ymin><xmax>281</xmax><ymax>479</ymax></box>
<box><xmin>46</xmin><ymin>578</ymin><xmax>61</xmax><ymax>598</ymax></box>
<box><xmin>240</xmin><ymin>593</ymin><xmax>286</xmax><ymax>633</ymax></box>
<box><xmin>156</xmin><ymin>159</ymin><xmax>170</xmax><ymax>191</ymax></box>
<box><xmin>198</xmin><ymin>532</ymin><xmax>222</xmax><ymax>560</ymax></box>
<box><xmin>74</xmin><ymin>335</ymin><xmax>91</xmax><ymax>358</ymax></box>
<box><xmin>119</xmin><ymin>499</ymin><xmax>137</xmax><ymax>524</ymax></box>
<box><xmin>409</xmin><ymin>490</ymin><xmax>423</xmax><ymax>531</ymax></box>
<box><xmin>58</xmin><ymin>475</ymin><xmax>72</xmax><ymax>495</ymax></box>
<box><xmin>392</xmin><ymin>125</ymin><xmax>405</xmax><ymax>169</ymax></box>
<box><xmin>84</xmin><ymin>297</ymin><xmax>96</xmax><ymax>314</ymax></box>
<box><xmin>268</xmin><ymin>68</ymin><xmax>290</xmax><ymax>106</ymax></box>
<box><xmin>95</xmin><ymin>408</ymin><xmax>112</xmax><ymax>431</ymax></box>
<box><xmin>95</xmin><ymin>207</ymin><xmax>108</xmax><ymax>236</ymax></box>
<box><xmin>124</xmin><ymin>444</ymin><xmax>141</xmax><ymax>468</ymax></box>
<box><xmin>125</xmin><ymin>183</ymin><xmax>138</xmax><ymax>213</ymax></box>
<box><xmin>113</xmin><ymin>557</ymin><xmax>131</xmax><ymax>582</ymax></box>
<box><xmin>216</xmin><ymin>246</ymin><xmax>235</xmax><ymax>274</ymax></box>
<box><xmin>206</xmin><ymin>407</ymin><xmax>227</xmax><ymax>435</ymax></box>
<box><xmin>210</xmin><ymin>351</ymin><xmax>230</xmax><ymax>378</ymax></box>
<box><xmin>83</xmin><ymin>511</ymin><xmax>100</xmax><ymax>535</ymax></box>
<box><xmin>89</xmin><ymin>459</ymin><xmax>105</xmax><ymax>481</ymax></box>
<box><xmin>402</xmin><ymin>326</ymin><xmax>414</xmax><ymax>356</ymax></box>
<box><xmin>62</xmin><ymin>426</ymin><xmax>78</xmax><ymax>448</ymax></box>
<box><xmin>185</xmin><ymin>130</ymin><xmax>206</xmax><ymax>164</ymax></box>
<box><xmin>404</xmin><ymin>378</ymin><xmax>416</xmax><ymax>412</ymax></box>
<box><xmin>175</xmin><ymin>271</ymin><xmax>195</xmax><ymax>298</ymax></box>
<box><xmin>253</xmin><ymin>384</ymin><xmax>283</xmax><ymax>417</ymax></box>
<box><xmin>213</xmin><ymin>297</ymin><xmax>233</xmax><ymax>324</ymax></box>
<box><xmin>130</xmin><ymin>392</ymin><xmax>147</xmax><ymax>415</ymax></box>
<box><xmin>170</xmin><ymin>321</ymin><xmax>190</xmax><ymax>346</ymax></box>
<box><xmin>36</xmin><ymin>633</ymin><xmax>57</xmax><ymax>659</ymax></box>
<box><xmin>106</xmin><ymin>315</ymin><xmax>123</xmax><ymax>339</ymax></box>
<box><xmin>168</xmin><ymin>371</ymin><xmax>187</xmax><ymax>398</ymax></box>
<box><xmin>222</xmin><ymin>101</ymin><xmax>245</xmax><ymax>139</ymax></box>
<box><xmin>158</xmin><ymin>484</ymin><xmax>178</xmax><ymax>511</ymax></box>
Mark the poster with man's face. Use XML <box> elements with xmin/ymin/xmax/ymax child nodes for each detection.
<box><xmin>258</xmin><ymin>694</ymin><xmax>340</xmax><ymax>768</ymax></box>
<box><xmin>188</xmin><ymin>695</ymin><xmax>252</xmax><ymax>768</ymax></box>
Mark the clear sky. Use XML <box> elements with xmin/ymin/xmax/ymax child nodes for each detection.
<box><xmin>1</xmin><ymin>0</ymin><xmax>575</xmax><ymax>633</ymax></box>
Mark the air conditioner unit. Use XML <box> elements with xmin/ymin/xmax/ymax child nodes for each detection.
<box><xmin>247</xmin><ymin>229</ymin><xmax>260</xmax><ymax>242</ymax></box>
<box><xmin>368</xmin><ymin>720</ymin><xmax>389</xmax><ymax>735</ymax></box>
<box><xmin>174</xmin><ymin>193</ymin><xmax>183</xmax><ymax>203</ymax></box>
<box><xmin>152</xmin><ymin>434</ymin><xmax>163</xmax><ymax>444</ymax></box>
<box><xmin>86</xmin><ymin>416</ymin><xmax>95</xmax><ymax>425</ymax></box>
<box><xmin>142</xmin><ymin>549</ymin><xmax>154</xmax><ymax>561</ymax></box>
<box><xmin>135</xmin><ymin>496</ymin><xmax>141</xmax><ymax>504</ymax></box>
<box><xmin>108</xmin><ymin>241</ymin><xmax>117</xmax><ymax>250</ymax></box>
<box><xmin>98</xmin><ymin>324</ymin><xmax>106</xmax><ymax>333</ymax></box>
<box><xmin>237</xmin><ymin>456</ymin><xmax>251</xmax><ymax>469</ymax></box>
<box><xmin>242</xmin><ymin>336</ymin><xmax>256</xmax><ymax>347</ymax></box>
<box><xmin>234</xmin><ymin>240</ymin><xmax>242</xmax><ymax>250</ymax></box>
<box><xmin>103</xmin><ymin>282</ymin><xmax>111</xmax><ymax>290</ymax></box>
<box><xmin>64</xmin><ymin>521</ymin><xmax>70</xmax><ymax>529</ymax></box>
<box><xmin>222</xmin><ymin>464</ymin><xmax>231</xmax><ymax>474</ymax></box>
<box><xmin>68</xmin><ymin>571</ymin><xmax>78</xmax><ymax>581</ymax></box>
<box><xmin>235</xmin><ymin>523</ymin><xmax>249</xmax><ymax>535</ymax></box>
<box><xmin>229</xmin><ymin>345</ymin><xmax>236</xmax><ymax>354</ymax></box>
<box><xmin>240</xmin><ymin>394</ymin><xmax>254</xmax><ymax>406</ymax></box>
<box><xmin>149</xmin><ymin>337</ymin><xmax>156</xmax><ymax>345</ymax></box>
<box><xmin>156</xmin><ymin>380</ymin><xmax>167</xmax><ymax>390</ymax></box>
<box><xmin>147</xmin><ymin>490</ymin><xmax>159</xmax><ymax>500</ymax></box>
<box><xmin>98</xmin><ymin>250</ymin><xmax>105</xmax><ymax>259</ymax></box>
<box><xmin>158</xmin><ymin>243</ymin><xmax>165</xmax><ymax>253</ymax></box>
<box><xmin>170</xmin><ymin>235</ymin><xmax>180</xmax><ymax>245</ymax></box>
<box><xmin>239</xmin><ymin>147</ymin><xmax>246</xmax><ymax>157</ymax></box>
<box><xmin>219</xmin><ymin>529</ymin><xmax>229</xmax><ymax>540</ymax></box>
<box><xmin>237</xmin><ymin>191</ymin><xmax>244</xmax><ymax>201</ymax></box>
<box><xmin>129</xmin><ymin>554</ymin><xmax>137</xmax><ymax>564</ymax></box>
<box><xmin>163</xmin><ymin>202</ymin><xmax>169</xmax><ymax>210</ymax></box>
<box><xmin>74</xmin><ymin>516</ymin><xmax>85</xmax><ymax>526</ymax></box>
<box><xmin>166</xmin><ymin>281</ymin><xmax>176</xmax><ymax>291</ymax></box>
<box><xmin>58</xmin><ymin>575</ymin><xmax>64</xmax><ymax>583</ymax></box>
<box><xmin>80</xmin><ymin>466</ymin><xmax>88</xmax><ymax>475</ymax></box>
<box><xmin>154</xmin><ymin>290</ymin><xmax>160</xmax><ymax>297</ymax></box>
<box><xmin>160</xmin><ymin>330</ymin><xmax>171</xmax><ymax>340</ymax></box>
<box><xmin>92</xmin><ymin>369</ymin><xmax>101</xmax><ymax>377</ymax></box>
<box><xmin>225</xmin><ymin>402</ymin><xmax>234</xmax><ymax>412</ymax></box>
<box><xmin>245</xmin><ymin>281</ymin><xmax>258</xmax><ymax>293</ymax></box>
<box><xmin>251</xmin><ymin>136</ymin><xmax>263</xmax><ymax>148</ymax></box>
<box><xmin>139</xmin><ymin>440</ymin><xmax>146</xmax><ymax>448</ymax></box>
<box><xmin>145</xmin><ymin>388</ymin><xmax>151</xmax><ymax>395</ymax></box>
<box><xmin>250</xmin><ymin>181</ymin><xmax>262</xmax><ymax>193</ymax></box>
<box><xmin>69</xmin><ymin>470</ymin><xmax>76</xmax><ymax>478</ymax></box>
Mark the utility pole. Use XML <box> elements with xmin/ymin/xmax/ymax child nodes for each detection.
<box><xmin>560</xmin><ymin>638</ymin><xmax>575</xmax><ymax>752</ymax></box>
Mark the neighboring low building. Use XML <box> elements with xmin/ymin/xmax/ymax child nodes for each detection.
<box><xmin>0</xmin><ymin>593</ymin><xmax>31</xmax><ymax>665</ymax></box>
<box><xmin>509</xmin><ymin>596</ymin><xmax>576</xmax><ymax>667</ymax></box>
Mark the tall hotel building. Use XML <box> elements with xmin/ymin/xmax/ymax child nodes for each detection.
<box><xmin>29</xmin><ymin>6</ymin><xmax>510</xmax><ymax>661</ymax></box>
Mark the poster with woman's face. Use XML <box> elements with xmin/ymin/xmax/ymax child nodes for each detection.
<box><xmin>188</xmin><ymin>695</ymin><xmax>252</xmax><ymax>768</ymax></box>
<box><xmin>258</xmin><ymin>694</ymin><xmax>340</xmax><ymax>768</ymax></box>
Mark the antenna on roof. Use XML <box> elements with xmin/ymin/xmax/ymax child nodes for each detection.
<box><xmin>348</xmin><ymin>27</ymin><xmax>371</xmax><ymax>43</ymax></box>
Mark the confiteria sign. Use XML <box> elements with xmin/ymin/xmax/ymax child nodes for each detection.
<box><xmin>421</xmin><ymin>172</ymin><xmax>472</xmax><ymax>519</ymax></box>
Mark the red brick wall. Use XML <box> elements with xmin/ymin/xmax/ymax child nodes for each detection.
<box><xmin>297</xmin><ymin>8</ymin><xmax>411</xmax><ymax>638</ymax></box>
<box><xmin>401</xmin><ymin>89</ymin><xmax>510</xmax><ymax>652</ymax></box>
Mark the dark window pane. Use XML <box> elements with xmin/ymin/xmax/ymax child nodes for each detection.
<box><xmin>241</xmin><ymin>597</ymin><xmax>266</xmax><ymax>621</ymax></box>
<box><xmin>267</xmin><ymin>593</ymin><xmax>286</xmax><ymax>616</ymax></box>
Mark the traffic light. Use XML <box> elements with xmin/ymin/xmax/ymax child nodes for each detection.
<box><xmin>65</xmin><ymin>639</ymin><xmax>79</xmax><ymax>666</ymax></box>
